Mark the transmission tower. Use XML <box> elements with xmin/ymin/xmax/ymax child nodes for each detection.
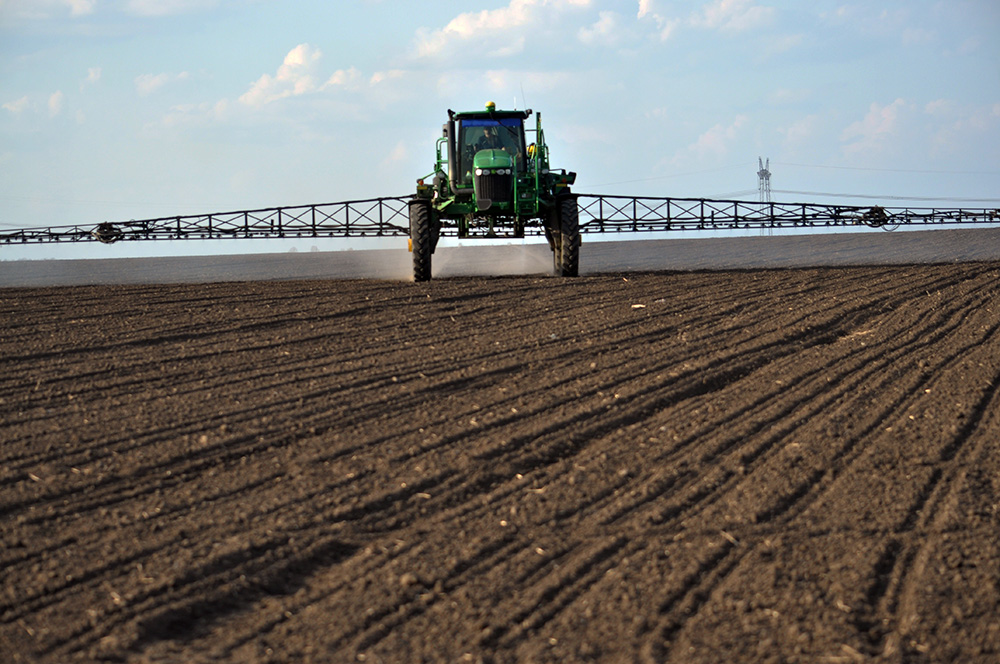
<box><xmin>758</xmin><ymin>157</ymin><xmax>772</xmax><ymax>235</ymax></box>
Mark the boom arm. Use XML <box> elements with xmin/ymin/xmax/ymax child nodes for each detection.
<box><xmin>2</xmin><ymin>195</ymin><xmax>997</xmax><ymax>245</ymax></box>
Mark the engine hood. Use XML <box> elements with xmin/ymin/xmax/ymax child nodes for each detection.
<box><xmin>473</xmin><ymin>149</ymin><xmax>514</xmax><ymax>170</ymax></box>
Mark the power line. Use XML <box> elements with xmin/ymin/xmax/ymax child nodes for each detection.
<box><xmin>772</xmin><ymin>161</ymin><xmax>1000</xmax><ymax>176</ymax></box>
<box><xmin>711</xmin><ymin>189</ymin><xmax>757</xmax><ymax>199</ymax></box>
<box><xmin>772</xmin><ymin>189</ymin><xmax>1000</xmax><ymax>204</ymax></box>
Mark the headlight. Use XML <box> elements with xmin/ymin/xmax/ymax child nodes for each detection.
<box><xmin>475</xmin><ymin>168</ymin><xmax>483</xmax><ymax>176</ymax></box>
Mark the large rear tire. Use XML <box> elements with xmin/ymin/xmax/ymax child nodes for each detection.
<box><xmin>409</xmin><ymin>200</ymin><xmax>432</xmax><ymax>282</ymax></box>
<box><xmin>554</xmin><ymin>195</ymin><xmax>580</xmax><ymax>277</ymax></box>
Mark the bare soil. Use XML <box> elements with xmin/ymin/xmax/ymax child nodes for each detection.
<box><xmin>2</xmin><ymin>263</ymin><xmax>1000</xmax><ymax>663</ymax></box>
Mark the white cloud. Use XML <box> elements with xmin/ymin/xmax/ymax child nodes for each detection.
<box><xmin>240</xmin><ymin>44</ymin><xmax>324</xmax><ymax>107</ymax></box>
<box><xmin>780</xmin><ymin>113</ymin><xmax>821</xmax><ymax>148</ymax></box>
<box><xmin>136</xmin><ymin>73</ymin><xmax>169</xmax><ymax>95</ymax></box>
<box><xmin>0</xmin><ymin>0</ymin><xmax>242</xmax><ymax>17</ymax></box>
<box><xmin>370</xmin><ymin>70</ymin><xmax>405</xmax><ymax>86</ymax></box>
<box><xmin>431</xmin><ymin>68</ymin><xmax>575</xmax><ymax>105</ymax></box>
<box><xmin>669</xmin><ymin>114</ymin><xmax>749</xmax><ymax>165</ymax></box>
<box><xmin>820</xmin><ymin>5</ymin><xmax>853</xmax><ymax>23</ymax></box>
<box><xmin>2</xmin><ymin>96</ymin><xmax>30</xmax><ymax>114</ymax></box>
<box><xmin>578</xmin><ymin>11</ymin><xmax>620</xmax><ymax>45</ymax></box>
<box><xmin>381</xmin><ymin>141</ymin><xmax>407</xmax><ymax>167</ymax></box>
<box><xmin>238</xmin><ymin>47</ymin><xmax>379</xmax><ymax>108</ymax></box>
<box><xmin>66</xmin><ymin>0</ymin><xmax>95</xmax><ymax>15</ymax></box>
<box><xmin>924</xmin><ymin>99</ymin><xmax>954</xmax><ymax>116</ymax></box>
<box><xmin>84</xmin><ymin>66</ymin><xmax>101</xmax><ymax>85</ymax></box>
<box><xmin>0</xmin><ymin>0</ymin><xmax>94</xmax><ymax>18</ymax></box>
<box><xmin>160</xmin><ymin>99</ymin><xmax>230</xmax><ymax>128</ymax></box>
<box><xmin>691</xmin><ymin>115</ymin><xmax>748</xmax><ymax>157</ymax></box>
<box><xmin>841</xmin><ymin>99</ymin><xmax>906</xmax><ymax>155</ymax></box>
<box><xmin>414</xmin><ymin>0</ymin><xmax>591</xmax><ymax>58</ymax></box>
<box><xmin>490</xmin><ymin>36</ymin><xmax>526</xmax><ymax>57</ymax></box>
<box><xmin>135</xmin><ymin>71</ymin><xmax>190</xmax><ymax>96</ymax></box>
<box><xmin>636</xmin><ymin>1</ymin><xmax>679</xmax><ymax>41</ymax></box>
<box><xmin>690</xmin><ymin>0</ymin><xmax>774</xmax><ymax>32</ymax></box>
<box><xmin>124</xmin><ymin>0</ymin><xmax>221</xmax><ymax>16</ymax></box>
<box><xmin>763</xmin><ymin>33</ymin><xmax>803</xmax><ymax>56</ymax></box>
<box><xmin>821</xmin><ymin>4</ymin><xmax>953</xmax><ymax>51</ymax></box>
<box><xmin>655</xmin><ymin>16</ymin><xmax>679</xmax><ymax>40</ymax></box>
<box><xmin>48</xmin><ymin>90</ymin><xmax>65</xmax><ymax>117</ymax></box>
<box><xmin>639</xmin><ymin>0</ymin><xmax>772</xmax><ymax>41</ymax></box>
<box><xmin>925</xmin><ymin>101</ymin><xmax>1000</xmax><ymax>156</ymax></box>
<box><xmin>326</xmin><ymin>67</ymin><xmax>363</xmax><ymax>89</ymax></box>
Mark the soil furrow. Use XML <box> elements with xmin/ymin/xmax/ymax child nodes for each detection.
<box><xmin>3</xmin><ymin>263</ymin><xmax>999</xmax><ymax>663</ymax></box>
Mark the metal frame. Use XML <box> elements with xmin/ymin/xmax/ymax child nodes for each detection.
<box><xmin>575</xmin><ymin>195</ymin><xmax>1000</xmax><ymax>233</ymax></box>
<box><xmin>0</xmin><ymin>196</ymin><xmax>412</xmax><ymax>244</ymax></box>
<box><xmin>3</xmin><ymin>194</ymin><xmax>997</xmax><ymax>245</ymax></box>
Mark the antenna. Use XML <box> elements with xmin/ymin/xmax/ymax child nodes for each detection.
<box><xmin>757</xmin><ymin>157</ymin><xmax>772</xmax><ymax>236</ymax></box>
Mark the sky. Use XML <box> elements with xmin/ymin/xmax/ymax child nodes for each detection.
<box><xmin>1</xmin><ymin>0</ymin><xmax>998</xmax><ymax>258</ymax></box>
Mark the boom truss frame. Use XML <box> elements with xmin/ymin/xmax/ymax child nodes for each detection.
<box><xmin>2</xmin><ymin>194</ymin><xmax>998</xmax><ymax>245</ymax></box>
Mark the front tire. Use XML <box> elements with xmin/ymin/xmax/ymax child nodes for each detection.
<box><xmin>554</xmin><ymin>195</ymin><xmax>580</xmax><ymax>277</ymax></box>
<box><xmin>409</xmin><ymin>200</ymin><xmax>432</xmax><ymax>282</ymax></box>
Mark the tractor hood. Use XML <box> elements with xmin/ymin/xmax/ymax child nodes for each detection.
<box><xmin>472</xmin><ymin>149</ymin><xmax>515</xmax><ymax>212</ymax></box>
<box><xmin>473</xmin><ymin>149</ymin><xmax>513</xmax><ymax>171</ymax></box>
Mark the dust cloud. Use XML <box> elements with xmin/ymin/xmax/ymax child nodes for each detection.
<box><xmin>433</xmin><ymin>243</ymin><xmax>554</xmax><ymax>278</ymax></box>
<box><xmin>2</xmin><ymin>228</ymin><xmax>998</xmax><ymax>287</ymax></box>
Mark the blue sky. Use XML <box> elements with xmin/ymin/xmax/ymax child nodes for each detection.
<box><xmin>1</xmin><ymin>0</ymin><xmax>998</xmax><ymax>252</ymax></box>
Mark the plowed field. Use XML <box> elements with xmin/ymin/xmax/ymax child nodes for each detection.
<box><xmin>2</xmin><ymin>263</ymin><xmax>999</xmax><ymax>663</ymax></box>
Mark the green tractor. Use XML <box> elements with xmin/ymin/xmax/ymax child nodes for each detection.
<box><xmin>409</xmin><ymin>101</ymin><xmax>579</xmax><ymax>281</ymax></box>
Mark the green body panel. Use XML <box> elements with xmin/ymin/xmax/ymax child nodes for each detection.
<box><xmin>473</xmin><ymin>149</ymin><xmax>513</xmax><ymax>170</ymax></box>
<box><xmin>416</xmin><ymin>104</ymin><xmax>576</xmax><ymax>238</ymax></box>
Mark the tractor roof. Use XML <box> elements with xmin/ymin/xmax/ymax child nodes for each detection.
<box><xmin>449</xmin><ymin>108</ymin><xmax>531</xmax><ymax>121</ymax></box>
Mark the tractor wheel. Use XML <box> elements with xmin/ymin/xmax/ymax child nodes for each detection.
<box><xmin>554</xmin><ymin>195</ymin><xmax>580</xmax><ymax>277</ymax></box>
<box><xmin>409</xmin><ymin>200</ymin><xmax>433</xmax><ymax>282</ymax></box>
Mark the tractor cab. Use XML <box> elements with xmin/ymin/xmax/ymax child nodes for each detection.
<box><xmin>447</xmin><ymin>106</ymin><xmax>530</xmax><ymax>210</ymax></box>
<box><xmin>455</xmin><ymin>116</ymin><xmax>527</xmax><ymax>188</ymax></box>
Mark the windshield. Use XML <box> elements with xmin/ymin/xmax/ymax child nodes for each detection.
<box><xmin>456</xmin><ymin>117</ymin><xmax>525</xmax><ymax>187</ymax></box>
